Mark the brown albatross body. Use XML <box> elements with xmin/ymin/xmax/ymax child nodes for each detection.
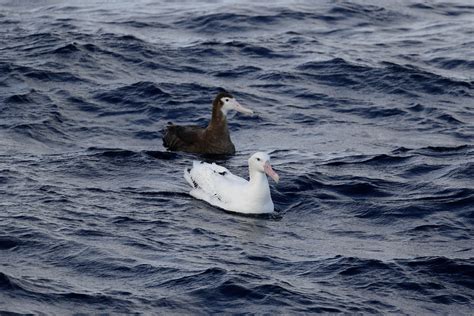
<box><xmin>162</xmin><ymin>92</ymin><xmax>253</xmax><ymax>155</ymax></box>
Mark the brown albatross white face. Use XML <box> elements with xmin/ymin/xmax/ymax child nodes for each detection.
<box><xmin>220</xmin><ymin>96</ymin><xmax>254</xmax><ymax>116</ymax></box>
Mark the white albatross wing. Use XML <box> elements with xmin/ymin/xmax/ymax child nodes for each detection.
<box><xmin>184</xmin><ymin>161</ymin><xmax>247</xmax><ymax>205</ymax></box>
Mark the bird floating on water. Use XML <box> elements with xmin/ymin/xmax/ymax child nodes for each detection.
<box><xmin>184</xmin><ymin>152</ymin><xmax>279</xmax><ymax>214</ymax></box>
<box><xmin>162</xmin><ymin>92</ymin><xmax>253</xmax><ymax>155</ymax></box>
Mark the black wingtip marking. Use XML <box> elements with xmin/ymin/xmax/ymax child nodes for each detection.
<box><xmin>212</xmin><ymin>170</ymin><xmax>227</xmax><ymax>176</ymax></box>
<box><xmin>214</xmin><ymin>193</ymin><xmax>222</xmax><ymax>202</ymax></box>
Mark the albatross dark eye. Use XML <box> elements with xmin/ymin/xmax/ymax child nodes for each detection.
<box><xmin>256</xmin><ymin>158</ymin><xmax>261</xmax><ymax>161</ymax></box>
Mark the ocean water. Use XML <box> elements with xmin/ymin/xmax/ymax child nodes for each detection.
<box><xmin>1</xmin><ymin>0</ymin><xmax>473</xmax><ymax>314</ymax></box>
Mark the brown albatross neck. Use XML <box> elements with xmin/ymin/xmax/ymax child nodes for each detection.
<box><xmin>207</xmin><ymin>106</ymin><xmax>229</xmax><ymax>133</ymax></box>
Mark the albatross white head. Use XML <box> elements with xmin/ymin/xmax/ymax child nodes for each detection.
<box><xmin>220</xmin><ymin>95</ymin><xmax>254</xmax><ymax>116</ymax></box>
<box><xmin>248</xmin><ymin>152</ymin><xmax>280</xmax><ymax>183</ymax></box>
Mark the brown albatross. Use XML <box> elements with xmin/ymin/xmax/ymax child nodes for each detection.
<box><xmin>162</xmin><ymin>92</ymin><xmax>253</xmax><ymax>155</ymax></box>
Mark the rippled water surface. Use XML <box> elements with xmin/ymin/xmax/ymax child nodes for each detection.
<box><xmin>1</xmin><ymin>0</ymin><xmax>473</xmax><ymax>314</ymax></box>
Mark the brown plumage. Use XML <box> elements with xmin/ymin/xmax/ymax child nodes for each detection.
<box><xmin>162</xmin><ymin>92</ymin><xmax>253</xmax><ymax>155</ymax></box>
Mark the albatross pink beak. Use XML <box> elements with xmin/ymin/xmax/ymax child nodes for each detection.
<box><xmin>264</xmin><ymin>161</ymin><xmax>280</xmax><ymax>183</ymax></box>
<box><xmin>232</xmin><ymin>99</ymin><xmax>254</xmax><ymax>115</ymax></box>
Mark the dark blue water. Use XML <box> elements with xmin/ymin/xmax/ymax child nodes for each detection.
<box><xmin>1</xmin><ymin>0</ymin><xmax>473</xmax><ymax>314</ymax></box>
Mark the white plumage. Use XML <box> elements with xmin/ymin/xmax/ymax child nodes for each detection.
<box><xmin>184</xmin><ymin>152</ymin><xmax>279</xmax><ymax>214</ymax></box>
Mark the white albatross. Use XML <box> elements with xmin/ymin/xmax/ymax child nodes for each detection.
<box><xmin>184</xmin><ymin>152</ymin><xmax>279</xmax><ymax>214</ymax></box>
